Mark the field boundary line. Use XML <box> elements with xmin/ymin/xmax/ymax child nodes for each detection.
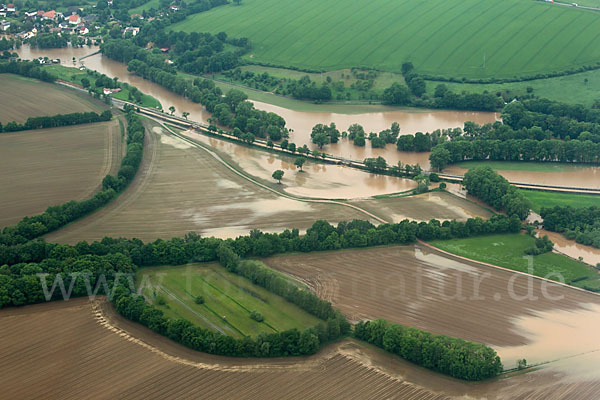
<box><xmin>157</xmin><ymin>121</ymin><xmax>390</xmax><ymax>224</ymax></box>
<box><xmin>419</xmin><ymin>240</ymin><xmax>600</xmax><ymax>298</ymax></box>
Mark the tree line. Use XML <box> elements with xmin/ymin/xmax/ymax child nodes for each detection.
<box><xmin>541</xmin><ymin>205</ymin><xmax>600</xmax><ymax>249</ymax></box>
<box><xmin>0</xmin><ymin>60</ymin><xmax>55</xmax><ymax>83</ymax></box>
<box><xmin>354</xmin><ymin>319</ymin><xmax>502</xmax><ymax>381</ymax></box>
<box><xmin>0</xmin><ymin>108</ymin><xmax>145</xmax><ymax>247</ymax></box>
<box><xmin>462</xmin><ymin>167</ymin><xmax>531</xmax><ymax>220</ymax></box>
<box><xmin>1</xmin><ymin>110</ymin><xmax>112</xmax><ymax>133</ymax></box>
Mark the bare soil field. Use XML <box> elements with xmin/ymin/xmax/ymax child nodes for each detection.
<box><xmin>46</xmin><ymin>120</ymin><xmax>371</xmax><ymax>243</ymax></box>
<box><xmin>352</xmin><ymin>191</ymin><xmax>493</xmax><ymax>223</ymax></box>
<box><xmin>264</xmin><ymin>245</ymin><xmax>600</xmax><ymax>363</ymax></box>
<box><xmin>2</xmin><ymin>297</ymin><xmax>599</xmax><ymax>399</ymax></box>
<box><xmin>0</xmin><ymin>298</ymin><xmax>450</xmax><ymax>400</ymax></box>
<box><xmin>0</xmin><ymin>120</ymin><xmax>122</xmax><ymax>227</ymax></box>
<box><xmin>0</xmin><ymin>74</ymin><xmax>101</xmax><ymax>123</ymax></box>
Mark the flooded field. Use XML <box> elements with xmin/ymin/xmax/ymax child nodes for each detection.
<box><xmin>45</xmin><ymin>120</ymin><xmax>371</xmax><ymax>243</ymax></box>
<box><xmin>539</xmin><ymin>229</ymin><xmax>600</xmax><ymax>266</ymax></box>
<box><xmin>180</xmin><ymin>130</ymin><xmax>417</xmax><ymax>198</ymax></box>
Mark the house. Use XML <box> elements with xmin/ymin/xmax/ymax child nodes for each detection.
<box><xmin>107</xmin><ymin>0</ymin><xmax>113</xmax><ymax>5</ymax></box>
<box><xmin>103</xmin><ymin>87</ymin><xmax>121</xmax><ymax>95</ymax></box>
<box><xmin>25</xmin><ymin>10</ymin><xmax>37</xmax><ymax>17</ymax></box>
<box><xmin>42</xmin><ymin>10</ymin><xmax>56</xmax><ymax>20</ymax></box>
<box><xmin>123</xmin><ymin>26</ymin><xmax>139</xmax><ymax>36</ymax></box>
<box><xmin>165</xmin><ymin>59</ymin><xmax>174</xmax><ymax>64</ymax></box>
<box><xmin>160</xmin><ymin>47</ymin><xmax>169</xmax><ymax>52</ymax></box>
<box><xmin>130</xmin><ymin>13</ymin><xmax>143</xmax><ymax>19</ymax></box>
<box><xmin>68</xmin><ymin>14</ymin><xmax>80</xmax><ymax>24</ymax></box>
<box><xmin>1</xmin><ymin>20</ymin><xmax>9</xmax><ymax>31</ymax></box>
<box><xmin>6</xmin><ymin>3</ymin><xmax>14</xmax><ymax>12</ymax></box>
<box><xmin>169</xmin><ymin>4</ymin><xmax>179</xmax><ymax>11</ymax></box>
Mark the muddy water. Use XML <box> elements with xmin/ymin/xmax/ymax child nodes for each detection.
<box><xmin>17</xmin><ymin>46</ymin><xmax>496</xmax><ymax>168</ymax></box>
<box><xmin>445</xmin><ymin>164</ymin><xmax>600</xmax><ymax>189</ymax></box>
<box><xmin>538</xmin><ymin>229</ymin><xmax>600</xmax><ymax>266</ymax></box>
<box><xmin>179</xmin><ymin>129</ymin><xmax>416</xmax><ymax>198</ymax></box>
<box><xmin>497</xmin><ymin>303</ymin><xmax>600</xmax><ymax>376</ymax></box>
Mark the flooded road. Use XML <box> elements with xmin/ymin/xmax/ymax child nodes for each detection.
<box><xmin>445</xmin><ymin>164</ymin><xmax>600</xmax><ymax>189</ymax></box>
<box><xmin>179</xmin><ymin>129</ymin><xmax>417</xmax><ymax>198</ymax></box>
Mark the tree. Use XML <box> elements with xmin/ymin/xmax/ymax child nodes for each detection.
<box><xmin>294</xmin><ymin>157</ymin><xmax>306</xmax><ymax>171</ymax></box>
<box><xmin>313</xmin><ymin>132</ymin><xmax>329</xmax><ymax>149</ymax></box>
<box><xmin>169</xmin><ymin>106</ymin><xmax>175</xmax><ymax>115</ymax></box>
<box><xmin>182</xmin><ymin>112</ymin><xmax>189</xmax><ymax>120</ymax></box>
<box><xmin>429</xmin><ymin>147</ymin><xmax>451</xmax><ymax>171</ymax></box>
<box><xmin>272</xmin><ymin>169</ymin><xmax>284</xmax><ymax>184</ymax></box>
<box><xmin>383</xmin><ymin>83</ymin><xmax>411</xmax><ymax>105</ymax></box>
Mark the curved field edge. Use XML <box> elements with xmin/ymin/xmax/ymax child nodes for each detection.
<box><xmin>2</xmin><ymin>293</ymin><xmax>598</xmax><ymax>398</ymax></box>
<box><xmin>171</xmin><ymin>0</ymin><xmax>600</xmax><ymax>79</ymax></box>
<box><xmin>0</xmin><ymin>120</ymin><xmax>123</xmax><ymax>227</ymax></box>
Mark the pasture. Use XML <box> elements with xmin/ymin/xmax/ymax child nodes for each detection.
<box><xmin>45</xmin><ymin>120</ymin><xmax>370</xmax><ymax>243</ymax></box>
<box><xmin>521</xmin><ymin>189</ymin><xmax>600</xmax><ymax>213</ymax></box>
<box><xmin>0</xmin><ymin>74</ymin><xmax>100</xmax><ymax>123</ymax></box>
<box><xmin>429</xmin><ymin>233</ymin><xmax>600</xmax><ymax>290</ymax></box>
<box><xmin>137</xmin><ymin>263</ymin><xmax>321</xmax><ymax>337</ymax></box>
<box><xmin>172</xmin><ymin>0</ymin><xmax>600</xmax><ymax>79</ymax></box>
<box><xmin>0</xmin><ymin>120</ymin><xmax>122</xmax><ymax>227</ymax></box>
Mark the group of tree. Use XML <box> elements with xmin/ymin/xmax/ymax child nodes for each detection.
<box><xmin>541</xmin><ymin>205</ymin><xmax>600</xmax><ymax>249</ymax></box>
<box><xmin>27</xmin><ymin>33</ymin><xmax>69</xmax><ymax>49</ymax></box>
<box><xmin>396</xmin><ymin>130</ymin><xmax>447</xmax><ymax>152</ymax></box>
<box><xmin>0</xmin><ymin>60</ymin><xmax>55</xmax><ymax>83</ymax></box>
<box><xmin>402</xmin><ymin>62</ymin><xmax>426</xmax><ymax>97</ymax></box>
<box><xmin>462</xmin><ymin>167</ymin><xmax>531</xmax><ymax>220</ymax></box>
<box><xmin>310</xmin><ymin>123</ymin><xmax>340</xmax><ymax>148</ymax></box>
<box><xmin>1</xmin><ymin>110</ymin><xmax>112</xmax><ymax>133</ymax></box>
<box><xmin>354</xmin><ymin>319</ymin><xmax>502</xmax><ymax>381</ymax></box>
<box><xmin>0</xmin><ymin>108</ymin><xmax>145</xmax><ymax>247</ymax></box>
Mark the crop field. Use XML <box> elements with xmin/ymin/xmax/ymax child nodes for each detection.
<box><xmin>0</xmin><ymin>74</ymin><xmax>101</xmax><ymax>123</ymax></box>
<box><xmin>4</xmin><ymin>299</ymin><xmax>600</xmax><ymax>399</ymax></box>
<box><xmin>172</xmin><ymin>0</ymin><xmax>600</xmax><ymax>79</ymax></box>
<box><xmin>351</xmin><ymin>191</ymin><xmax>493</xmax><ymax>223</ymax></box>
<box><xmin>264</xmin><ymin>245</ymin><xmax>600</xmax><ymax>350</ymax></box>
<box><xmin>0</xmin><ymin>120</ymin><xmax>122</xmax><ymax>227</ymax></box>
<box><xmin>137</xmin><ymin>263</ymin><xmax>321</xmax><ymax>337</ymax></box>
<box><xmin>521</xmin><ymin>189</ymin><xmax>600</xmax><ymax>213</ymax></box>
<box><xmin>0</xmin><ymin>298</ymin><xmax>457</xmax><ymax>400</ymax></box>
<box><xmin>45</xmin><ymin>121</ymin><xmax>370</xmax><ymax>244</ymax></box>
<box><xmin>429</xmin><ymin>233</ymin><xmax>600</xmax><ymax>290</ymax></box>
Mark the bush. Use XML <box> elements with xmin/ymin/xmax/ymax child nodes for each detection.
<box><xmin>249</xmin><ymin>310</ymin><xmax>264</xmax><ymax>322</ymax></box>
<box><xmin>194</xmin><ymin>296</ymin><xmax>205</xmax><ymax>305</ymax></box>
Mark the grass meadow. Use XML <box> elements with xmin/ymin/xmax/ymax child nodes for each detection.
<box><xmin>430</xmin><ymin>233</ymin><xmax>600</xmax><ymax>290</ymax></box>
<box><xmin>520</xmin><ymin>190</ymin><xmax>600</xmax><ymax>213</ymax></box>
<box><xmin>172</xmin><ymin>0</ymin><xmax>600</xmax><ymax>79</ymax></box>
<box><xmin>137</xmin><ymin>263</ymin><xmax>321</xmax><ymax>338</ymax></box>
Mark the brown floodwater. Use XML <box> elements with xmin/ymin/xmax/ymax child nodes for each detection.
<box><xmin>179</xmin><ymin>129</ymin><xmax>417</xmax><ymax>198</ymax></box>
<box><xmin>538</xmin><ymin>229</ymin><xmax>600</xmax><ymax>266</ymax></box>
<box><xmin>17</xmin><ymin>45</ymin><xmax>495</xmax><ymax>168</ymax></box>
<box><xmin>445</xmin><ymin>164</ymin><xmax>600</xmax><ymax>189</ymax></box>
<box><xmin>496</xmin><ymin>303</ymin><xmax>600</xmax><ymax>377</ymax></box>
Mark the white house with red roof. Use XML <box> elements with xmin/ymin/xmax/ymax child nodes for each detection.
<box><xmin>42</xmin><ymin>10</ymin><xmax>56</xmax><ymax>20</ymax></box>
<box><xmin>68</xmin><ymin>14</ymin><xmax>80</xmax><ymax>24</ymax></box>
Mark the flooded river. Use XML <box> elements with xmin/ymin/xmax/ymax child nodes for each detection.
<box><xmin>17</xmin><ymin>45</ymin><xmax>494</xmax><ymax>168</ymax></box>
<box><xmin>17</xmin><ymin>46</ymin><xmax>600</xmax><ymax>186</ymax></box>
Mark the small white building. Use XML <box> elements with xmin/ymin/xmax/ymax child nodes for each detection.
<box><xmin>1</xmin><ymin>20</ymin><xmax>10</xmax><ymax>31</ymax></box>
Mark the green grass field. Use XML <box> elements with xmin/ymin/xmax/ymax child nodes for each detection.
<box><xmin>44</xmin><ymin>65</ymin><xmax>161</xmax><ymax>108</ymax></box>
<box><xmin>430</xmin><ymin>233</ymin><xmax>600</xmax><ymax>290</ymax></box>
<box><xmin>427</xmin><ymin>67</ymin><xmax>600</xmax><ymax>106</ymax></box>
<box><xmin>520</xmin><ymin>190</ymin><xmax>600</xmax><ymax>213</ymax></box>
<box><xmin>137</xmin><ymin>263</ymin><xmax>321</xmax><ymax>338</ymax></box>
<box><xmin>129</xmin><ymin>0</ymin><xmax>160</xmax><ymax>14</ymax></box>
<box><xmin>172</xmin><ymin>0</ymin><xmax>600</xmax><ymax>79</ymax></box>
<box><xmin>452</xmin><ymin>161</ymin><xmax>589</xmax><ymax>172</ymax></box>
